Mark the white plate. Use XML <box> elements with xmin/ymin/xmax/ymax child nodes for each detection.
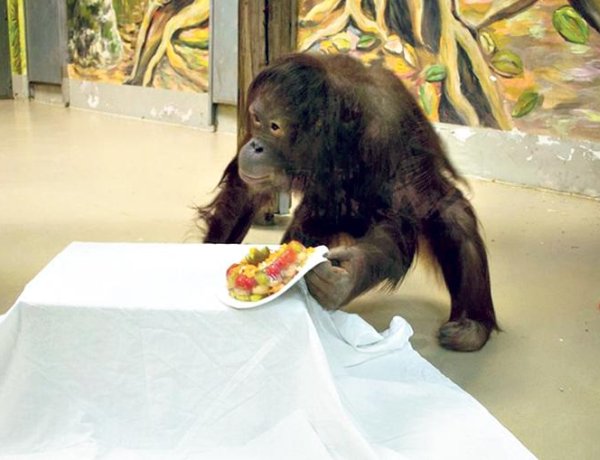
<box><xmin>217</xmin><ymin>245</ymin><xmax>329</xmax><ymax>309</ymax></box>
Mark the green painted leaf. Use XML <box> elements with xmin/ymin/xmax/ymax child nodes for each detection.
<box><xmin>332</xmin><ymin>36</ymin><xmax>351</xmax><ymax>53</ymax></box>
<box><xmin>490</xmin><ymin>50</ymin><xmax>524</xmax><ymax>77</ymax></box>
<box><xmin>357</xmin><ymin>34</ymin><xmax>380</xmax><ymax>51</ymax></box>
<box><xmin>175</xmin><ymin>29</ymin><xmax>209</xmax><ymax>49</ymax></box>
<box><xmin>553</xmin><ymin>6</ymin><xmax>589</xmax><ymax>44</ymax></box>
<box><xmin>512</xmin><ymin>90</ymin><xmax>543</xmax><ymax>118</ymax></box>
<box><xmin>479</xmin><ymin>31</ymin><xmax>496</xmax><ymax>55</ymax></box>
<box><xmin>419</xmin><ymin>85</ymin><xmax>432</xmax><ymax>116</ymax></box>
<box><xmin>424</xmin><ymin>65</ymin><xmax>447</xmax><ymax>82</ymax></box>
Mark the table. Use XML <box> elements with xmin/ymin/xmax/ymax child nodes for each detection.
<box><xmin>0</xmin><ymin>243</ymin><xmax>534</xmax><ymax>459</ymax></box>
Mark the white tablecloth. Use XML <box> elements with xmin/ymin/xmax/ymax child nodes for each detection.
<box><xmin>0</xmin><ymin>243</ymin><xmax>534</xmax><ymax>459</ymax></box>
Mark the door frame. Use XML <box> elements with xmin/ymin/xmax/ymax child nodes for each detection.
<box><xmin>238</xmin><ymin>0</ymin><xmax>298</xmax><ymax>146</ymax></box>
<box><xmin>238</xmin><ymin>1</ymin><xmax>298</xmax><ymax>218</ymax></box>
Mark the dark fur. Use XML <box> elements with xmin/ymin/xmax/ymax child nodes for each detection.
<box><xmin>197</xmin><ymin>53</ymin><xmax>498</xmax><ymax>351</ymax></box>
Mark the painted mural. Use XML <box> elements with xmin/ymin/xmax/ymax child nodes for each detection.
<box><xmin>67</xmin><ymin>0</ymin><xmax>209</xmax><ymax>93</ymax></box>
<box><xmin>7</xmin><ymin>0</ymin><xmax>27</xmax><ymax>75</ymax></box>
<box><xmin>298</xmin><ymin>0</ymin><xmax>600</xmax><ymax>143</ymax></box>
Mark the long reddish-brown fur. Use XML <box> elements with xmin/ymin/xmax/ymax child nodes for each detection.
<box><xmin>197</xmin><ymin>53</ymin><xmax>498</xmax><ymax>351</ymax></box>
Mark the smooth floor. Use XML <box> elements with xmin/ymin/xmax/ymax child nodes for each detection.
<box><xmin>1</xmin><ymin>100</ymin><xmax>599</xmax><ymax>459</ymax></box>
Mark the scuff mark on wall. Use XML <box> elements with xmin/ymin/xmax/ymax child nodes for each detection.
<box><xmin>557</xmin><ymin>148</ymin><xmax>575</xmax><ymax>162</ymax></box>
<box><xmin>68</xmin><ymin>79</ymin><xmax>212</xmax><ymax>130</ymax></box>
<box><xmin>509</xmin><ymin>129</ymin><xmax>527</xmax><ymax>140</ymax></box>
<box><xmin>580</xmin><ymin>145</ymin><xmax>600</xmax><ymax>161</ymax></box>
<box><xmin>78</xmin><ymin>82</ymin><xmax>101</xmax><ymax>109</ymax></box>
<box><xmin>452</xmin><ymin>127</ymin><xmax>476</xmax><ymax>143</ymax></box>
<box><xmin>435</xmin><ymin>122</ymin><xmax>600</xmax><ymax>198</ymax></box>
<box><xmin>537</xmin><ymin>135</ymin><xmax>560</xmax><ymax>146</ymax></box>
<box><xmin>150</xmin><ymin>106</ymin><xmax>194</xmax><ymax>123</ymax></box>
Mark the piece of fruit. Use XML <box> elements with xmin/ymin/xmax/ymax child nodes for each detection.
<box><xmin>245</xmin><ymin>247</ymin><xmax>270</xmax><ymax>265</ymax></box>
<box><xmin>235</xmin><ymin>274</ymin><xmax>257</xmax><ymax>290</ymax></box>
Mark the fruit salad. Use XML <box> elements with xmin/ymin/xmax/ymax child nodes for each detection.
<box><xmin>226</xmin><ymin>241</ymin><xmax>315</xmax><ymax>301</ymax></box>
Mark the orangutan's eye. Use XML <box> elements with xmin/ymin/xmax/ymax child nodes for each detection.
<box><xmin>270</xmin><ymin>122</ymin><xmax>283</xmax><ymax>136</ymax></box>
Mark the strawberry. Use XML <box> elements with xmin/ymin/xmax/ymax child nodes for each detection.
<box><xmin>265</xmin><ymin>247</ymin><xmax>297</xmax><ymax>278</ymax></box>
<box><xmin>235</xmin><ymin>274</ymin><xmax>257</xmax><ymax>291</ymax></box>
<box><xmin>265</xmin><ymin>259</ymin><xmax>284</xmax><ymax>278</ymax></box>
